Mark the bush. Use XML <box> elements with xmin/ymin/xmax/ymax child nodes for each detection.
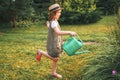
<box><xmin>17</xmin><ymin>20</ymin><xmax>33</xmax><ymax>28</ymax></box>
<box><xmin>58</xmin><ymin>0</ymin><xmax>102</xmax><ymax>24</ymax></box>
<box><xmin>59</xmin><ymin>10</ymin><xmax>101</xmax><ymax>24</ymax></box>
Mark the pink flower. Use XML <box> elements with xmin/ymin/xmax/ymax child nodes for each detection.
<box><xmin>112</xmin><ymin>70</ymin><xmax>116</xmax><ymax>75</ymax></box>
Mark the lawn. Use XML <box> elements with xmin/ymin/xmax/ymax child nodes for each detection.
<box><xmin>0</xmin><ymin>16</ymin><xmax>116</xmax><ymax>80</ymax></box>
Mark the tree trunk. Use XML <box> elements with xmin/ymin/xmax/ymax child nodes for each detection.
<box><xmin>13</xmin><ymin>16</ymin><xmax>16</xmax><ymax>28</ymax></box>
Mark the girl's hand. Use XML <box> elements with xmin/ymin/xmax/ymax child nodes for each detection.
<box><xmin>70</xmin><ymin>32</ymin><xmax>77</xmax><ymax>36</ymax></box>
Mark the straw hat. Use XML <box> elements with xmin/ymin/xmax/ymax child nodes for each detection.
<box><xmin>48</xmin><ymin>3</ymin><xmax>62</xmax><ymax>13</ymax></box>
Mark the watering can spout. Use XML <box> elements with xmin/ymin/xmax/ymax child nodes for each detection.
<box><xmin>74</xmin><ymin>50</ymin><xmax>90</xmax><ymax>55</ymax></box>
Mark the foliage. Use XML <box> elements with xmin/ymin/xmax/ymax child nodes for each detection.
<box><xmin>15</xmin><ymin>0</ymin><xmax>34</xmax><ymax>20</ymax></box>
<box><xmin>81</xmin><ymin>9</ymin><xmax>120</xmax><ymax>80</ymax></box>
<box><xmin>0</xmin><ymin>0</ymin><xmax>35</xmax><ymax>25</ymax></box>
<box><xmin>96</xmin><ymin>0</ymin><xmax>120</xmax><ymax>15</ymax></box>
<box><xmin>58</xmin><ymin>0</ymin><xmax>101</xmax><ymax>24</ymax></box>
<box><xmin>62</xmin><ymin>0</ymin><xmax>96</xmax><ymax>12</ymax></box>
<box><xmin>81</xmin><ymin>45</ymin><xmax>120</xmax><ymax>80</ymax></box>
<box><xmin>0</xmin><ymin>0</ymin><xmax>102</xmax><ymax>26</ymax></box>
<box><xmin>32</xmin><ymin>0</ymin><xmax>55</xmax><ymax>20</ymax></box>
<box><xmin>59</xmin><ymin>10</ymin><xmax>101</xmax><ymax>24</ymax></box>
<box><xmin>0</xmin><ymin>0</ymin><xmax>13</xmax><ymax>23</ymax></box>
<box><xmin>0</xmin><ymin>16</ymin><xmax>111</xmax><ymax>80</ymax></box>
<box><xmin>17</xmin><ymin>20</ymin><xmax>34</xmax><ymax>28</ymax></box>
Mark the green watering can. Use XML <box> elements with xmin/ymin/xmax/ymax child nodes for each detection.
<box><xmin>63</xmin><ymin>35</ymin><xmax>90</xmax><ymax>56</ymax></box>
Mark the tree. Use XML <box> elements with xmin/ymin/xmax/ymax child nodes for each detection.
<box><xmin>0</xmin><ymin>0</ymin><xmax>34</xmax><ymax>28</ymax></box>
<box><xmin>63</xmin><ymin>0</ymin><xmax>96</xmax><ymax>13</ymax></box>
<box><xmin>58</xmin><ymin>0</ymin><xmax>101</xmax><ymax>24</ymax></box>
<box><xmin>96</xmin><ymin>0</ymin><xmax>120</xmax><ymax>15</ymax></box>
<box><xmin>32</xmin><ymin>0</ymin><xmax>63</xmax><ymax>20</ymax></box>
<box><xmin>33</xmin><ymin>0</ymin><xmax>54</xmax><ymax>20</ymax></box>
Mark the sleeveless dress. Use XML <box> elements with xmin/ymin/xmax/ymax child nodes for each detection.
<box><xmin>47</xmin><ymin>21</ymin><xmax>63</xmax><ymax>58</ymax></box>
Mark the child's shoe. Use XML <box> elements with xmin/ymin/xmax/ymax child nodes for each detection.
<box><xmin>36</xmin><ymin>49</ymin><xmax>42</xmax><ymax>61</ymax></box>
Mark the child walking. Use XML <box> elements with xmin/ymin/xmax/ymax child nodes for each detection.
<box><xmin>36</xmin><ymin>3</ymin><xmax>77</xmax><ymax>78</ymax></box>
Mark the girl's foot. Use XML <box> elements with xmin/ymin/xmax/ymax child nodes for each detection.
<box><xmin>36</xmin><ymin>49</ymin><xmax>42</xmax><ymax>61</ymax></box>
<box><xmin>52</xmin><ymin>73</ymin><xmax>62</xmax><ymax>78</ymax></box>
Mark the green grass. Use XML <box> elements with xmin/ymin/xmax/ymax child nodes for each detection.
<box><xmin>0</xmin><ymin>16</ymin><xmax>116</xmax><ymax>80</ymax></box>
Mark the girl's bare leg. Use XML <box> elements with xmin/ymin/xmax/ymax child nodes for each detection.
<box><xmin>37</xmin><ymin>49</ymin><xmax>58</xmax><ymax>62</ymax></box>
<box><xmin>52</xmin><ymin>59</ymin><xmax>58</xmax><ymax>74</ymax></box>
<box><xmin>51</xmin><ymin>59</ymin><xmax>62</xmax><ymax>78</ymax></box>
<box><xmin>37</xmin><ymin>49</ymin><xmax>62</xmax><ymax>78</ymax></box>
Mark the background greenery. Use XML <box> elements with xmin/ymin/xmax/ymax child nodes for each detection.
<box><xmin>0</xmin><ymin>0</ymin><xmax>120</xmax><ymax>27</ymax></box>
<box><xmin>0</xmin><ymin>15</ymin><xmax>118</xmax><ymax>80</ymax></box>
<box><xmin>0</xmin><ymin>0</ymin><xmax>120</xmax><ymax>80</ymax></box>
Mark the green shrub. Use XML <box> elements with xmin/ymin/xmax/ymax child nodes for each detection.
<box><xmin>59</xmin><ymin>10</ymin><xmax>101</xmax><ymax>24</ymax></box>
<box><xmin>17</xmin><ymin>20</ymin><xmax>33</xmax><ymax>28</ymax></box>
<box><xmin>58</xmin><ymin>0</ymin><xmax>102</xmax><ymax>24</ymax></box>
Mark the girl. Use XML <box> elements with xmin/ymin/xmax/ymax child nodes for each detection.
<box><xmin>36</xmin><ymin>3</ymin><xmax>77</xmax><ymax>78</ymax></box>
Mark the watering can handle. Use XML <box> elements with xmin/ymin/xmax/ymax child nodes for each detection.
<box><xmin>63</xmin><ymin>34</ymin><xmax>83</xmax><ymax>46</ymax></box>
<box><xmin>70</xmin><ymin>34</ymin><xmax>83</xmax><ymax>43</ymax></box>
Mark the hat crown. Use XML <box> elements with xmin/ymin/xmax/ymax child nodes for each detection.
<box><xmin>48</xmin><ymin>4</ymin><xmax>61</xmax><ymax>12</ymax></box>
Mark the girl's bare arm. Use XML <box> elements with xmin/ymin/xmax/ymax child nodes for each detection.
<box><xmin>53</xmin><ymin>27</ymin><xmax>77</xmax><ymax>36</ymax></box>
